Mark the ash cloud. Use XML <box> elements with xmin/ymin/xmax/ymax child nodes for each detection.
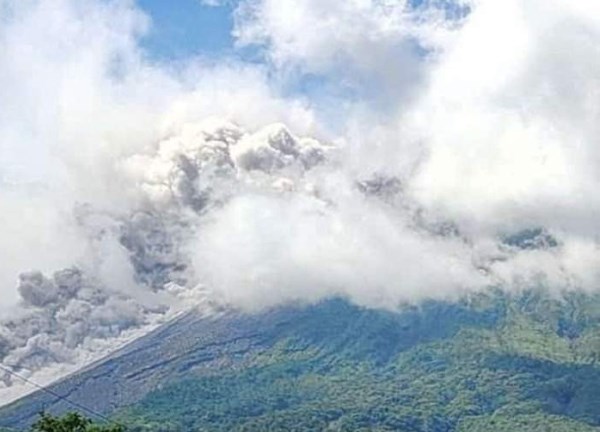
<box><xmin>0</xmin><ymin>116</ymin><xmax>334</xmax><ymax>400</ymax></box>
<box><xmin>0</xmin><ymin>268</ymin><xmax>160</xmax><ymax>386</ymax></box>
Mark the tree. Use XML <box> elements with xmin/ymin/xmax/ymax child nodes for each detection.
<box><xmin>30</xmin><ymin>412</ymin><xmax>125</xmax><ymax>432</ymax></box>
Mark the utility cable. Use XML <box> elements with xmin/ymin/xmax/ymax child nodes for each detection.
<box><xmin>0</xmin><ymin>363</ymin><xmax>128</xmax><ymax>430</ymax></box>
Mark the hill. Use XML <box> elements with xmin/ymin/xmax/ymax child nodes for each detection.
<box><xmin>2</xmin><ymin>290</ymin><xmax>600</xmax><ymax>431</ymax></box>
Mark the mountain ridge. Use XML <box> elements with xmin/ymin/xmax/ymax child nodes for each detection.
<box><xmin>2</xmin><ymin>290</ymin><xmax>600</xmax><ymax>431</ymax></box>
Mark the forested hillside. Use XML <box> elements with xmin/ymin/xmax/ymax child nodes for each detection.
<box><xmin>102</xmin><ymin>291</ymin><xmax>600</xmax><ymax>430</ymax></box>
<box><xmin>3</xmin><ymin>290</ymin><xmax>600</xmax><ymax>431</ymax></box>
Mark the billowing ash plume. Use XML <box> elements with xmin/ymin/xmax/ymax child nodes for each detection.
<box><xmin>1</xmin><ymin>269</ymin><xmax>157</xmax><ymax>377</ymax></box>
<box><xmin>0</xmin><ymin>119</ymin><xmax>333</xmax><ymax>394</ymax></box>
<box><xmin>0</xmin><ymin>117</ymin><xmax>585</xmax><ymax>396</ymax></box>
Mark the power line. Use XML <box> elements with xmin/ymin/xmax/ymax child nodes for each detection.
<box><xmin>0</xmin><ymin>310</ymin><xmax>202</xmax><ymax>431</ymax></box>
<box><xmin>0</xmin><ymin>363</ymin><xmax>128</xmax><ymax>430</ymax></box>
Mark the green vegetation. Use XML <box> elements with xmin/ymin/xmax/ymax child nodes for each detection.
<box><xmin>108</xmin><ymin>291</ymin><xmax>600</xmax><ymax>431</ymax></box>
<box><xmin>30</xmin><ymin>413</ymin><xmax>123</xmax><ymax>432</ymax></box>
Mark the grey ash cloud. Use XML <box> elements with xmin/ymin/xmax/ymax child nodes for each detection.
<box><xmin>0</xmin><ymin>119</ymin><xmax>334</xmax><ymax>396</ymax></box>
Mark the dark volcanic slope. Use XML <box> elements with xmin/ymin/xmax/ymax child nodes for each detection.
<box><xmin>3</xmin><ymin>292</ymin><xmax>600</xmax><ymax>431</ymax></box>
<box><xmin>0</xmin><ymin>306</ymin><xmax>281</xmax><ymax>428</ymax></box>
<box><xmin>0</xmin><ymin>298</ymin><xmax>498</xmax><ymax>430</ymax></box>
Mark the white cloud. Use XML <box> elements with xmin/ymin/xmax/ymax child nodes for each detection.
<box><xmin>233</xmin><ymin>0</ymin><xmax>460</xmax><ymax>70</ymax></box>
<box><xmin>199</xmin><ymin>0</ymin><xmax>227</xmax><ymax>6</ymax></box>
<box><xmin>406</xmin><ymin>0</ymin><xmax>600</xmax><ymax>234</ymax></box>
<box><xmin>224</xmin><ymin>0</ymin><xmax>600</xmax><ymax>296</ymax></box>
<box><xmin>190</xmin><ymin>186</ymin><xmax>484</xmax><ymax>311</ymax></box>
<box><xmin>232</xmin><ymin>0</ymin><xmax>467</xmax><ymax>109</ymax></box>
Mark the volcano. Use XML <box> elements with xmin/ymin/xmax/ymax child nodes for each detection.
<box><xmin>2</xmin><ymin>291</ymin><xmax>600</xmax><ymax>431</ymax></box>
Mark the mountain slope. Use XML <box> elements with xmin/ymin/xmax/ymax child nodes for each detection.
<box><xmin>2</xmin><ymin>291</ymin><xmax>600</xmax><ymax>431</ymax></box>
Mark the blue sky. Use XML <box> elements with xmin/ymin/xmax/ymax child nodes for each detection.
<box><xmin>135</xmin><ymin>0</ymin><xmax>353</xmax><ymax>123</ymax></box>
<box><xmin>135</xmin><ymin>0</ymin><xmax>467</xmax><ymax>62</ymax></box>
<box><xmin>133</xmin><ymin>0</ymin><xmax>454</xmax><ymax>111</ymax></box>
<box><xmin>137</xmin><ymin>0</ymin><xmax>237</xmax><ymax>60</ymax></box>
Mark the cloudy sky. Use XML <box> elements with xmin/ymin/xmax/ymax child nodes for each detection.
<box><xmin>1</xmin><ymin>0</ymin><xmax>600</xmax><ymax>403</ymax></box>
